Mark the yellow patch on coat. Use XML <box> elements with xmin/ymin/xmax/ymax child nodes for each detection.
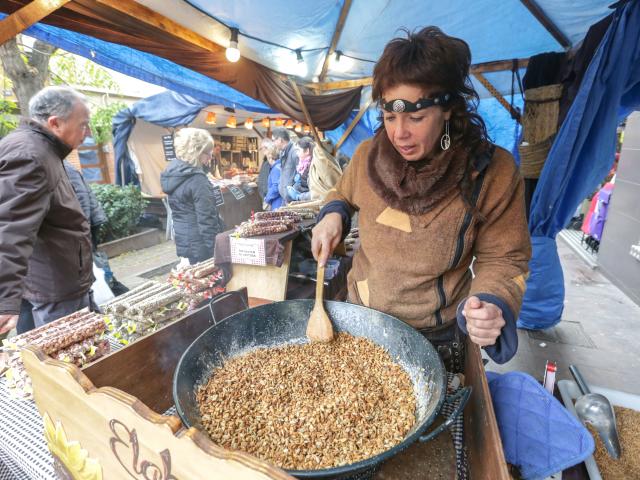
<box><xmin>376</xmin><ymin>207</ymin><xmax>412</xmax><ymax>233</ymax></box>
<box><xmin>356</xmin><ymin>279</ymin><xmax>370</xmax><ymax>306</ymax></box>
<box><xmin>512</xmin><ymin>274</ymin><xmax>527</xmax><ymax>293</ymax></box>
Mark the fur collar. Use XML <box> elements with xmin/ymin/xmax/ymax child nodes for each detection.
<box><xmin>366</xmin><ymin>129</ymin><xmax>468</xmax><ymax>215</ymax></box>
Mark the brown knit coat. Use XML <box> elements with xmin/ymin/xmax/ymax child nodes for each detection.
<box><xmin>326</xmin><ymin>139</ymin><xmax>531</xmax><ymax>329</ymax></box>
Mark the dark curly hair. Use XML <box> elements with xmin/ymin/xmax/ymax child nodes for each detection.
<box><xmin>372</xmin><ymin>26</ymin><xmax>490</xmax><ymax>218</ymax></box>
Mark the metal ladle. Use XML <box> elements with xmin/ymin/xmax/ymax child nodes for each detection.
<box><xmin>569</xmin><ymin>365</ymin><xmax>621</xmax><ymax>459</ymax></box>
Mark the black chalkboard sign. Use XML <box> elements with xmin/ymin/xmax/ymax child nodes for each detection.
<box><xmin>162</xmin><ymin>134</ymin><xmax>176</xmax><ymax>161</ymax></box>
<box><xmin>212</xmin><ymin>186</ymin><xmax>224</xmax><ymax>206</ymax></box>
<box><xmin>228</xmin><ymin>185</ymin><xmax>246</xmax><ymax>200</ymax></box>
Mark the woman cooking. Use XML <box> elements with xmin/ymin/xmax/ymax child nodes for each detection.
<box><xmin>312</xmin><ymin>27</ymin><xmax>531</xmax><ymax>370</ymax></box>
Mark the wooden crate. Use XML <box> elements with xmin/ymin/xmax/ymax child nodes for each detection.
<box><xmin>22</xmin><ymin>294</ymin><xmax>508</xmax><ymax>479</ymax></box>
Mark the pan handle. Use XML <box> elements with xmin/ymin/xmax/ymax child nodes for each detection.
<box><xmin>208</xmin><ymin>290</ymin><xmax>249</xmax><ymax>325</ymax></box>
<box><xmin>419</xmin><ymin>386</ymin><xmax>472</xmax><ymax>443</ymax></box>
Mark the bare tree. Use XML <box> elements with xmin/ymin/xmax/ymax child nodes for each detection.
<box><xmin>0</xmin><ymin>36</ymin><xmax>57</xmax><ymax>114</ymax></box>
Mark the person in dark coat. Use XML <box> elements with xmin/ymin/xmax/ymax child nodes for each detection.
<box><xmin>160</xmin><ymin>128</ymin><xmax>224</xmax><ymax>265</ymax></box>
<box><xmin>273</xmin><ymin>127</ymin><xmax>300</xmax><ymax>204</ymax></box>
<box><xmin>0</xmin><ymin>86</ymin><xmax>94</xmax><ymax>335</ymax></box>
<box><xmin>257</xmin><ymin>138</ymin><xmax>274</xmax><ymax>205</ymax></box>
<box><xmin>63</xmin><ymin>160</ymin><xmax>107</xmax><ymax>249</ymax></box>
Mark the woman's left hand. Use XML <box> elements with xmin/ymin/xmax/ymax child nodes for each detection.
<box><xmin>462</xmin><ymin>296</ymin><xmax>505</xmax><ymax>347</ymax></box>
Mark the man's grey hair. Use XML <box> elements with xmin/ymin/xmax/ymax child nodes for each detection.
<box><xmin>272</xmin><ymin>127</ymin><xmax>290</xmax><ymax>142</ymax></box>
<box><xmin>28</xmin><ymin>86</ymin><xmax>88</xmax><ymax>123</ymax></box>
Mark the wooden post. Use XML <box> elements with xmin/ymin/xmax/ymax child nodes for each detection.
<box><xmin>335</xmin><ymin>95</ymin><xmax>373</xmax><ymax>151</ymax></box>
<box><xmin>520</xmin><ymin>0</ymin><xmax>571</xmax><ymax>49</ymax></box>
<box><xmin>287</xmin><ymin>77</ymin><xmax>324</xmax><ymax>147</ymax></box>
<box><xmin>473</xmin><ymin>72</ymin><xmax>521</xmax><ymax>122</ymax></box>
<box><xmin>319</xmin><ymin>0</ymin><xmax>352</xmax><ymax>82</ymax></box>
<box><xmin>0</xmin><ymin>0</ymin><xmax>72</xmax><ymax>45</ymax></box>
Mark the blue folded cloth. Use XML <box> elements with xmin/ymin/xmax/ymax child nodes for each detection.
<box><xmin>486</xmin><ymin>371</ymin><xmax>594</xmax><ymax>480</ymax></box>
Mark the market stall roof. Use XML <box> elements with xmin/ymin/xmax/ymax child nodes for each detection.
<box><xmin>0</xmin><ymin>0</ymin><xmax>615</xmax><ymax>126</ymax></box>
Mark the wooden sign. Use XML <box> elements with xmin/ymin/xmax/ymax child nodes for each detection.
<box><xmin>212</xmin><ymin>186</ymin><xmax>225</xmax><ymax>207</ymax></box>
<box><xmin>162</xmin><ymin>135</ymin><xmax>176</xmax><ymax>162</ymax></box>
<box><xmin>228</xmin><ymin>185</ymin><xmax>246</xmax><ymax>201</ymax></box>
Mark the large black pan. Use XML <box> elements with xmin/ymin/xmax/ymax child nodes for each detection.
<box><xmin>173</xmin><ymin>299</ymin><xmax>470</xmax><ymax>480</ymax></box>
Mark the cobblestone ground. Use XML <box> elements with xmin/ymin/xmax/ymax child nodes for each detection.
<box><xmin>108</xmin><ymin>240</ymin><xmax>178</xmax><ymax>288</ymax></box>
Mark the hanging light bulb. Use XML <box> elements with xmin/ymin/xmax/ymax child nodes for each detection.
<box><xmin>205</xmin><ymin>112</ymin><xmax>216</xmax><ymax>125</ymax></box>
<box><xmin>275</xmin><ymin>118</ymin><xmax>284</xmax><ymax>127</ymax></box>
<box><xmin>226</xmin><ymin>115</ymin><xmax>237</xmax><ymax>128</ymax></box>
<box><xmin>285</xmin><ymin>119</ymin><xmax>294</xmax><ymax>129</ymax></box>
<box><xmin>294</xmin><ymin>123</ymin><xmax>302</xmax><ymax>133</ymax></box>
<box><xmin>245</xmin><ymin>117</ymin><xmax>254</xmax><ymax>129</ymax></box>
<box><xmin>293</xmin><ymin>49</ymin><xmax>307</xmax><ymax>77</ymax></box>
<box><xmin>303</xmin><ymin>125</ymin><xmax>310</xmax><ymax>134</ymax></box>
<box><xmin>262</xmin><ymin>117</ymin><xmax>270</xmax><ymax>128</ymax></box>
<box><xmin>225</xmin><ymin>27</ymin><xmax>240</xmax><ymax>63</ymax></box>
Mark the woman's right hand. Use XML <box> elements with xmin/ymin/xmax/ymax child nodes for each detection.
<box><xmin>311</xmin><ymin>213</ymin><xmax>343</xmax><ymax>266</ymax></box>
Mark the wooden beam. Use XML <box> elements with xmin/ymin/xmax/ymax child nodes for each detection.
<box><xmin>335</xmin><ymin>95</ymin><xmax>373</xmax><ymax>151</ymax></box>
<box><xmin>470</xmin><ymin>57</ymin><xmax>529</xmax><ymax>74</ymax></box>
<box><xmin>0</xmin><ymin>0</ymin><xmax>71</xmax><ymax>45</ymax></box>
<box><xmin>319</xmin><ymin>0</ymin><xmax>352</xmax><ymax>82</ymax></box>
<box><xmin>93</xmin><ymin>0</ymin><xmax>223</xmax><ymax>53</ymax></box>
<box><xmin>520</xmin><ymin>0</ymin><xmax>571</xmax><ymax>49</ymax></box>
<box><xmin>307</xmin><ymin>77</ymin><xmax>373</xmax><ymax>91</ymax></box>
<box><xmin>473</xmin><ymin>72</ymin><xmax>521</xmax><ymax>122</ymax></box>
<box><xmin>288</xmin><ymin>77</ymin><xmax>324</xmax><ymax>148</ymax></box>
<box><xmin>307</xmin><ymin>57</ymin><xmax>530</xmax><ymax>91</ymax></box>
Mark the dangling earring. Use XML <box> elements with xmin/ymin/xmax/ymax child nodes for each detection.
<box><xmin>440</xmin><ymin>120</ymin><xmax>451</xmax><ymax>151</ymax></box>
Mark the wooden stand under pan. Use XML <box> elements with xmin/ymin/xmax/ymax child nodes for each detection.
<box><xmin>22</xmin><ymin>291</ymin><xmax>509</xmax><ymax>479</ymax></box>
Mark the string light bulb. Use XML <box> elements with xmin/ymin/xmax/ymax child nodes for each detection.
<box><xmin>303</xmin><ymin>125</ymin><xmax>310</xmax><ymax>134</ymax></box>
<box><xmin>225</xmin><ymin>27</ymin><xmax>240</xmax><ymax>63</ymax></box>
<box><xmin>226</xmin><ymin>115</ymin><xmax>237</xmax><ymax>128</ymax></box>
<box><xmin>293</xmin><ymin>49</ymin><xmax>307</xmax><ymax>77</ymax></box>
<box><xmin>262</xmin><ymin>117</ymin><xmax>270</xmax><ymax>128</ymax></box>
<box><xmin>205</xmin><ymin>112</ymin><xmax>216</xmax><ymax>125</ymax></box>
<box><xmin>294</xmin><ymin>123</ymin><xmax>302</xmax><ymax>133</ymax></box>
<box><xmin>275</xmin><ymin>118</ymin><xmax>284</xmax><ymax>127</ymax></box>
<box><xmin>285</xmin><ymin>119</ymin><xmax>294</xmax><ymax>129</ymax></box>
<box><xmin>245</xmin><ymin>117</ymin><xmax>254</xmax><ymax>129</ymax></box>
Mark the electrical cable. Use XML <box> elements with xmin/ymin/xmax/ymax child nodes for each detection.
<box><xmin>181</xmin><ymin>0</ymin><xmax>376</xmax><ymax>64</ymax></box>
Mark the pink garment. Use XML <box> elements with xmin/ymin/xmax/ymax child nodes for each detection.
<box><xmin>296</xmin><ymin>153</ymin><xmax>312</xmax><ymax>175</ymax></box>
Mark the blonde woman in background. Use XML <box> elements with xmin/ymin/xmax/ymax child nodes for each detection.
<box><xmin>161</xmin><ymin>128</ymin><xmax>224</xmax><ymax>265</ymax></box>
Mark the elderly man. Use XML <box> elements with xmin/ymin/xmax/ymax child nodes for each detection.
<box><xmin>272</xmin><ymin>127</ymin><xmax>299</xmax><ymax>204</ymax></box>
<box><xmin>0</xmin><ymin>86</ymin><xmax>94</xmax><ymax>335</ymax></box>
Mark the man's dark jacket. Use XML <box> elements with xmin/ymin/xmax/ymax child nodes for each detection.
<box><xmin>277</xmin><ymin>142</ymin><xmax>300</xmax><ymax>203</ymax></box>
<box><xmin>0</xmin><ymin>120</ymin><xmax>94</xmax><ymax>315</ymax></box>
<box><xmin>160</xmin><ymin>158</ymin><xmax>224</xmax><ymax>263</ymax></box>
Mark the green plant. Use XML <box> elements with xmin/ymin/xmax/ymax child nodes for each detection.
<box><xmin>90</xmin><ymin>184</ymin><xmax>148</xmax><ymax>243</ymax></box>
<box><xmin>0</xmin><ymin>99</ymin><xmax>18</xmax><ymax>138</ymax></box>
<box><xmin>89</xmin><ymin>102</ymin><xmax>127</xmax><ymax>144</ymax></box>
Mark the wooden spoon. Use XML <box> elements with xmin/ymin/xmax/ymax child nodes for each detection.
<box><xmin>306</xmin><ymin>255</ymin><xmax>334</xmax><ymax>343</ymax></box>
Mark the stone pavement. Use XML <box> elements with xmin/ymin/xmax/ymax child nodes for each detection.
<box><xmin>487</xmin><ymin>238</ymin><xmax>640</xmax><ymax>395</ymax></box>
<box><xmin>108</xmin><ymin>240</ymin><xmax>178</xmax><ymax>289</ymax></box>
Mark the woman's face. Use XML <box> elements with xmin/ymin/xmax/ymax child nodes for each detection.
<box><xmin>382</xmin><ymin>84</ymin><xmax>451</xmax><ymax>161</ymax></box>
<box><xmin>199</xmin><ymin>148</ymin><xmax>213</xmax><ymax>167</ymax></box>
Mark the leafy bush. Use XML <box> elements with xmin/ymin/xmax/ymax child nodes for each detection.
<box><xmin>89</xmin><ymin>102</ymin><xmax>127</xmax><ymax>144</ymax></box>
<box><xmin>90</xmin><ymin>184</ymin><xmax>148</xmax><ymax>243</ymax></box>
<box><xmin>0</xmin><ymin>99</ymin><xmax>18</xmax><ymax>138</ymax></box>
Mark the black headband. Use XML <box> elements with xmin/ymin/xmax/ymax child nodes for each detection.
<box><xmin>381</xmin><ymin>93</ymin><xmax>452</xmax><ymax>113</ymax></box>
